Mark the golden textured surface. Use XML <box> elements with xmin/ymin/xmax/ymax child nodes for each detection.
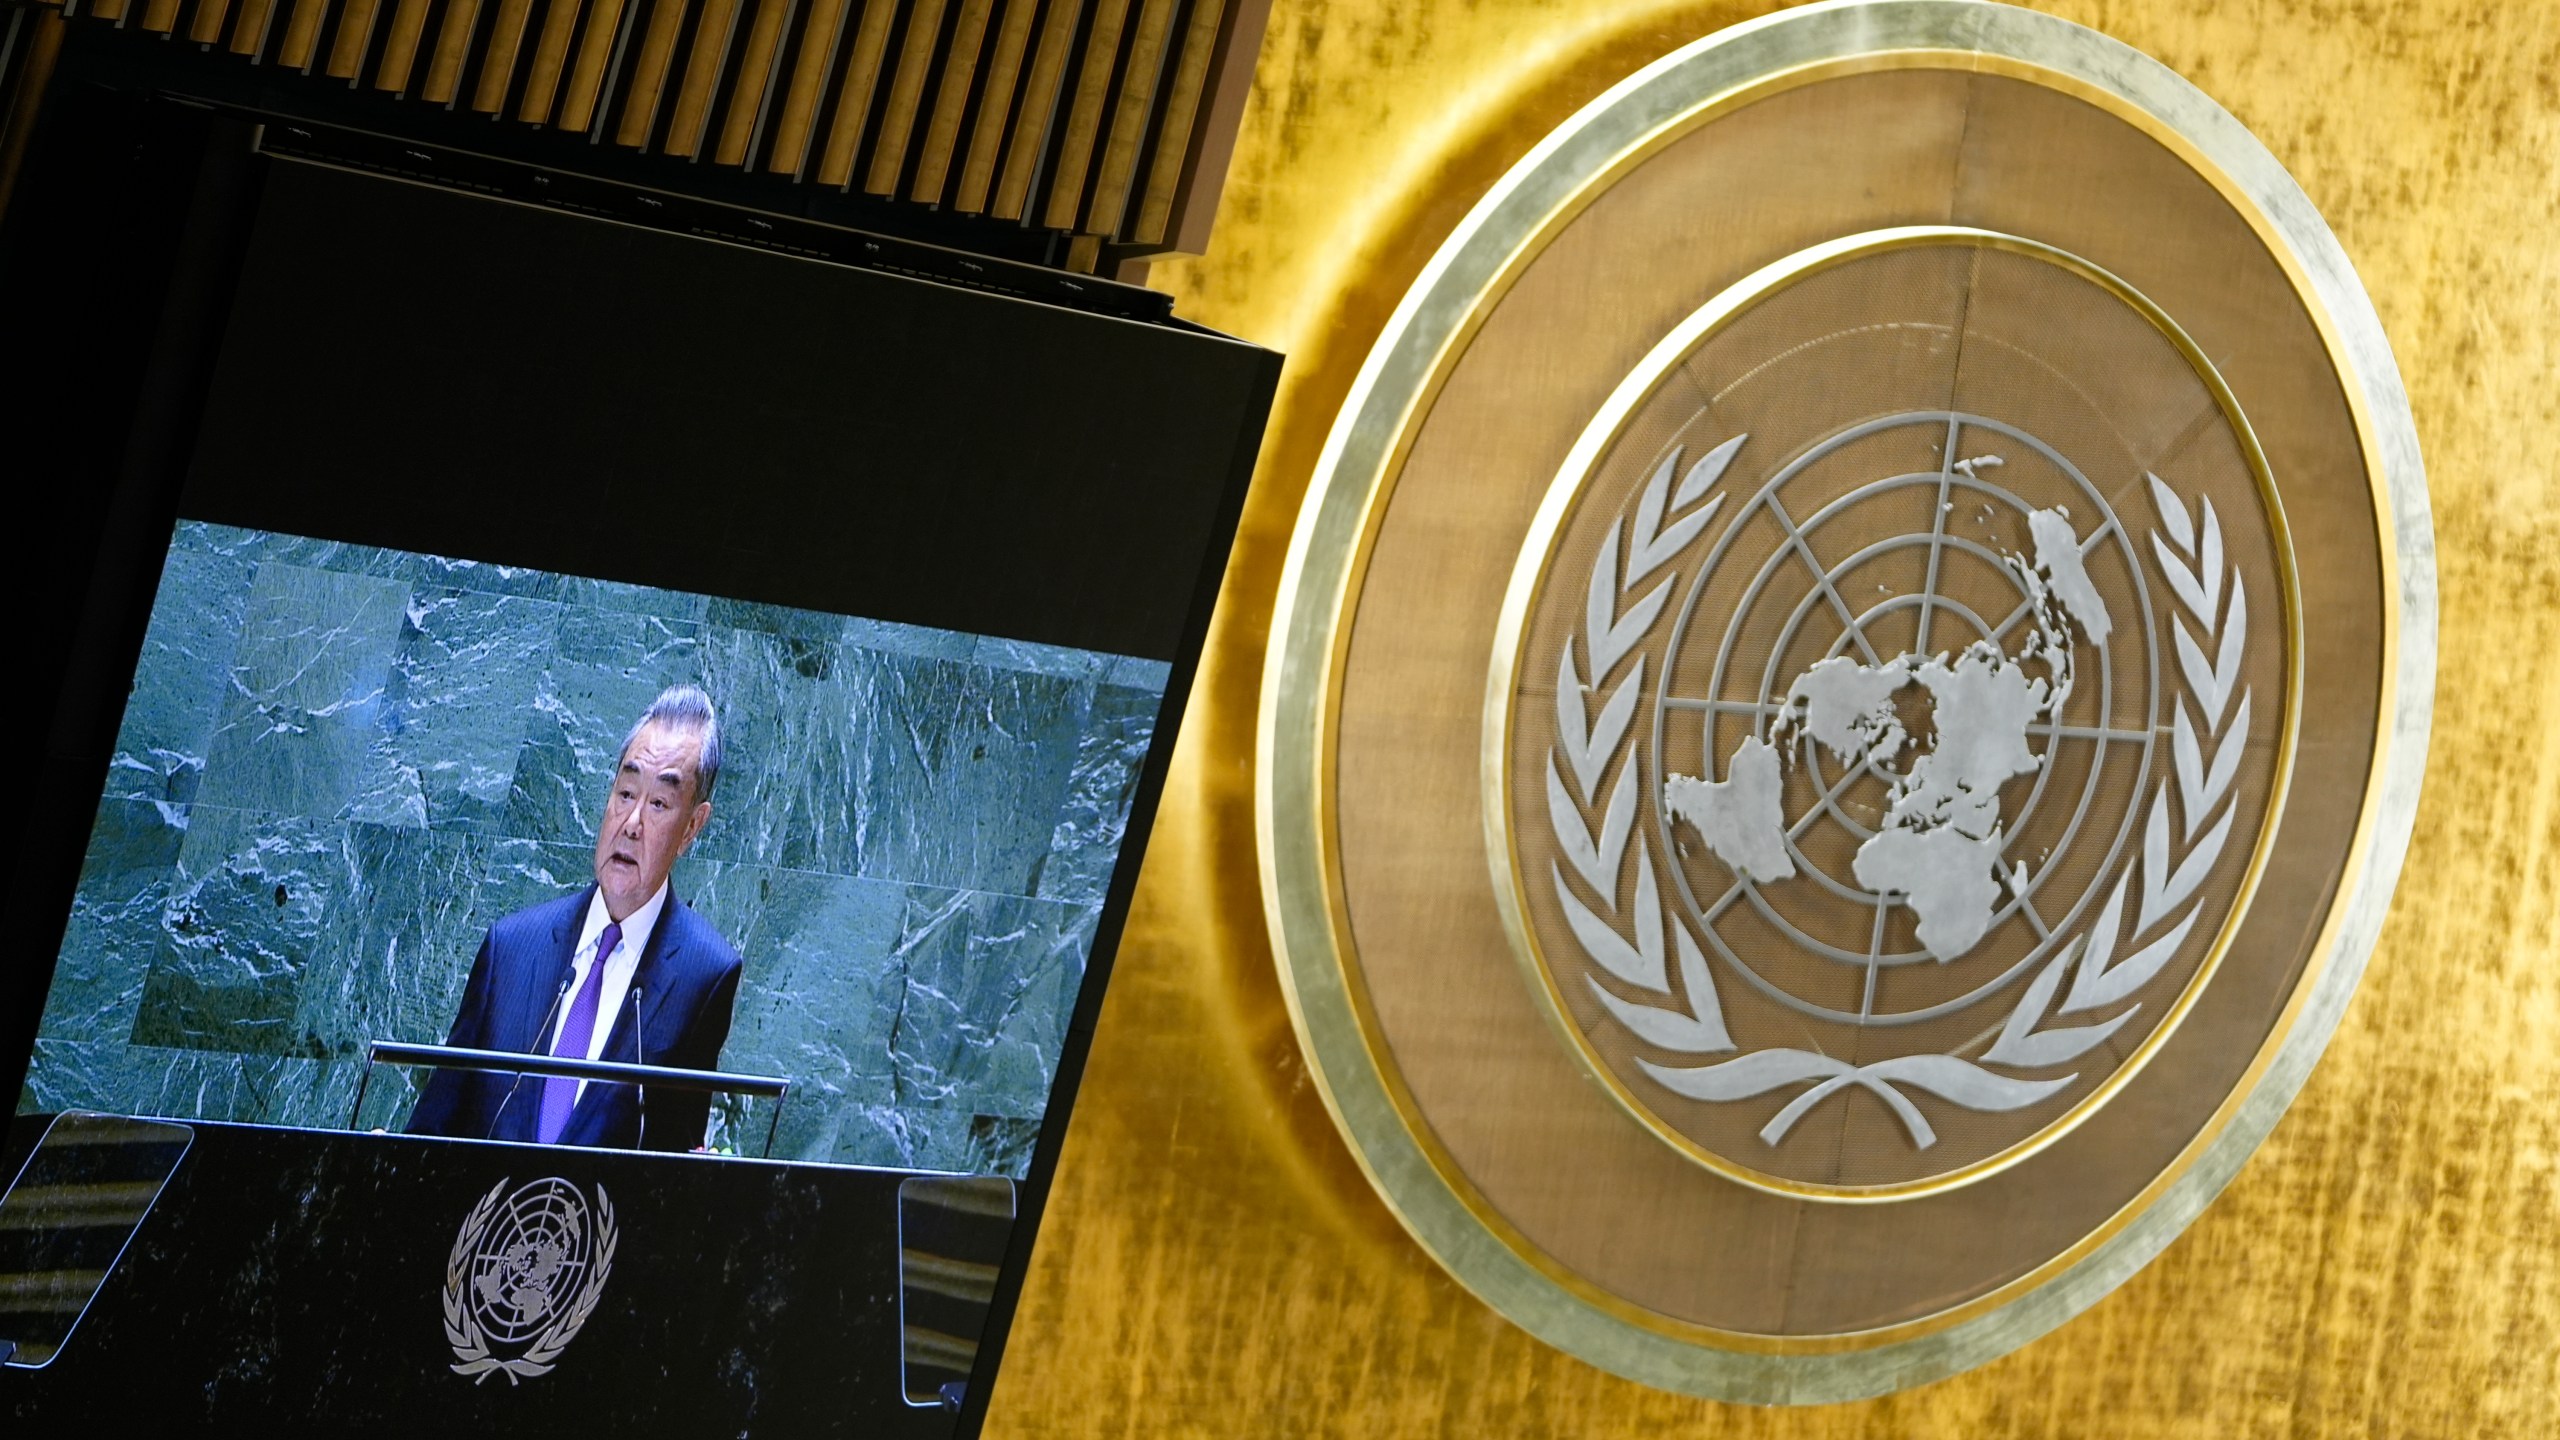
<box><xmin>983</xmin><ymin>1</ymin><xmax>2560</xmax><ymax>1433</ymax></box>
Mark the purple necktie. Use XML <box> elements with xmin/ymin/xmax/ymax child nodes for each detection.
<box><xmin>537</xmin><ymin>921</ymin><xmax>621</xmax><ymax>1144</ymax></box>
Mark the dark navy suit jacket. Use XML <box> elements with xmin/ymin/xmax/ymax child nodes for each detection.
<box><xmin>406</xmin><ymin>887</ymin><xmax>744</xmax><ymax>1151</ymax></box>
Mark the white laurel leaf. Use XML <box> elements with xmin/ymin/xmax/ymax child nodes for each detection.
<box><xmin>1864</xmin><ymin>1054</ymin><xmax>2079</xmax><ymax>1112</ymax></box>
<box><xmin>2138</xmin><ymin>789</ymin><xmax>2172</xmax><ymax>926</ymax></box>
<box><xmin>1548</xmin><ymin>752</ymin><xmax>1637</xmax><ymax>903</ymax></box>
<box><xmin>1629</xmin><ymin>840</ymin><xmax>1662</xmax><ymax>981</ymax></box>
<box><xmin>2173</xmin><ymin>615</ymin><xmax>2213</xmax><ymax>712</ymax></box>
<box><xmin>2173</xmin><ymin>582</ymin><xmax>2247</xmax><ymax>725</ymax></box>
<box><xmin>1554</xmin><ymin>851</ymin><xmax>1667</xmax><ymax>993</ymax></box>
<box><xmin>1841</xmin><ymin>1056</ymin><xmax>2079</xmax><ymax>1147</ymax></box>
<box><xmin>2060</xmin><ymin>872</ymin><xmax>2133</xmax><ymax>1014</ymax></box>
<box><xmin>2140</xmin><ymin>785</ymin><xmax>2236</xmax><ymax>933</ymax></box>
<box><xmin>2212</xmin><ymin>583</ymin><xmax>2247</xmax><ymax>717</ymax></box>
<box><xmin>1588</xmin><ymin>920</ymin><xmax>1730</xmax><ymax>1052</ymax></box>
<box><xmin>2205</xmin><ymin>690</ymin><xmax>2250</xmax><ymax>800</ymax></box>
<box><xmin>1625</xmin><ymin>449</ymin><xmax>1678</xmax><ymax>584</ymax></box>
<box><xmin>1760</xmin><ymin>1066</ymin><xmax>1940</xmax><ymax>1148</ymax></box>
<box><xmin>1547</xmin><ymin>443</ymin><xmax>1732</xmax><ymax>1042</ymax></box>
<box><xmin>2200</xmin><ymin>497</ymin><xmax>2226</xmax><ymax>618</ymax></box>
<box><xmin>1585</xmin><ymin>522</ymin><xmax>1675</xmax><ymax>677</ymax></box>
<box><xmin>2148</xmin><ymin>472</ymin><xmax>2194</xmax><ymax>554</ymax></box>
<box><xmin>444</xmin><ymin>1180</ymin><xmax>508</xmax><ymax>1378</ymax></box>
<box><xmin>2172</xmin><ymin>703</ymin><xmax>2205</xmax><ymax>826</ymax></box>
<box><xmin>1631</xmin><ymin>493</ymin><xmax>1724</xmax><ymax>589</ymax></box>
<box><xmin>1677</xmin><ymin>433</ymin><xmax>1746</xmax><ymax>509</ymax></box>
<box><xmin>1985</xmin><ymin>943</ymin><xmax>2138</xmax><ymax>1066</ymax></box>
<box><xmin>2072</xmin><ymin>907</ymin><xmax>2200</xmax><ymax>1013</ymax></box>
<box><xmin>1640</xmin><ymin>1046</ymin><xmax>2081</xmax><ymax>1149</ymax></box>
<box><xmin>1554</xmin><ymin>647</ymin><xmax>1641</xmax><ymax>804</ymax></box>
<box><xmin>1669</xmin><ymin>920</ymin><xmax>1731</xmax><ymax>1050</ymax></box>
<box><xmin>1638</xmin><ymin>1047</ymin><xmax>1847</xmax><ymax>1101</ymax></box>
<box><xmin>1554</xmin><ymin>645</ymin><xmax>1592</xmax><ymax>794</ymax></box>
<box><xmin>1683</xmin><ymin>1054</ymin><xmax>2077</xmax><ymax>1149</ymax></box>
<box><xmin>2154</xmin><ymin>534</ymin><xmax>2212</xmax><ymax>621</ymax></box>
<box><xmin>2066</xmin><ymin>500</ymin><xmax>2243</xmax><ymax>1017</ymax></box>
<box><xmin>2172</xmin><ymin>691</ymin><xmax>2252</xmax><ymax>835</ymax></box>
<box><xmin>1627</xmin><ymin>445</ymin><xmax>1725</xmax><ymax>585</ymax></box>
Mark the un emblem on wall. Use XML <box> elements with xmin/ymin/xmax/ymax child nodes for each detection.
<box><xmin>442</xmin><ymin>1177</ymin><xmax>618</xmax><ymax>1383</ymax></box>
<box><xmin>1494</xmin><ymin>232</ymin><xmax>2290</xmax><ymax>1196</ymax></box>
<box><xmin>1261</xmin><ymin>0</ymin><xmax>2430</xmax><ymax>1404</ymax></box>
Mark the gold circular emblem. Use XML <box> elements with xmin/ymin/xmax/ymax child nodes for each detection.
<box><xmin>1260</xmin><ymin>0</ymin><xmax>2430</xmax><ymax>1403</ymax></box>
<box><xmin>1488</xmin><ymin>228</ymin><xmax>2298</xmax><ymax>1200</ymax></box>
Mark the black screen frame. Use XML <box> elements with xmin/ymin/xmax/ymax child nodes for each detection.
<box><xmin>4</xmin><ymin>83</ymin><xmax>1276</xmax><ymax>1436</ymax></box>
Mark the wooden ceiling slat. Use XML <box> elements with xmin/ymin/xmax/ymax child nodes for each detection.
<box><xmin>187</xmin><ymin>0</ymin><xmax>234</xmax><ymax>44</ymax></box>
<box><xmin>949</xmin><ymin>0</ymin><xmax>1035</xmax><ymax>214</ymax></box>
<box><xmin>1127</xmin><ymin>0</ymin><xmax>1215</xmax><ymax>244</ymax></box>
<box><xmin>34</xmin><ymin>0</ymin><xmax>1257</xmax><ymax>262</ymax></box>
<box><xmin>709</xmin><ymin>0</ymin><xmax>794</xmax><ymax>164</ymax></box>
<box><xmin>1036</xmin><ymin>0</ymin><xmax>1129</xmax><ymax>231</ymax></box>
<box><xmin>1078</xmin><ymin>0</ymin><xmax>1174</xmax><ymax>237</ymax></box>
<box><xmin>989</xmin><ymin>0</ymin><xmax>1079</xmax><ymax>221</ymax></box>
<box><xmin>554</xmin><ymin>0</ymin><xmax>631</xmax><ymax>130</ymax></box>
<box><xmin>514</xmin><ymin>0</ymin><xmax>586</xmax><ymax>122</ymax></box>
<box><xmin>276</xmin><ymin>0</ymin><xmax>333</xmax><ymax>70</ymax></box>
<box><xmin>811</xmin><ymin>0</ymin><xmax>898</xmax><ymax>186</ymax></box>
<box><xmin>373</xmin><ymin>0</ymin><xmax>438</xmax><ymax>93</ymax></box>
<box><xmin>662</xmin><ymin>0</ymin><xmax>743</xmax><ymax>156</ymax></box>
<box><xmin>904</xmin><ymin>0</ymin><xmax>990</xmax><ymax>203</ymax></box>
<box><xmin>761</xmin><ymin>0</ymin><xmax>848</xmax><ymax>175</ymax></box>
<box><xmin>472</xmin><ymin>0</ymin><xmax>540</xmax><ymax>112</ymax></box>
<box><xmin>226</xmin><ymin>0</ymin><xmax>281</xmax><ymax>54</ymax></box>
<box><xmin>861</xmin><ymin>0</ymin><xmax>947</xmax><ymax>194</ymax></box>
<box><xmin>613</xmin><ymin>0</ymin><xmax>695</xmax><ymax>147</ymax></box>
<box><xmin>324</xmin><ymin>0</ymin><xmax>379</xmax><ymax>77</ymax></box>
<box><xmin>420</xmin><ymin>0</ymin><xmax>485</xmax><ymax>104</ymax></box>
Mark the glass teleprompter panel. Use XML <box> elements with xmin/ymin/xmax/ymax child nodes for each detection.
<box><xmin>0</xmin><ymin>1113</ymin><xmax>193</xmax><ymax>1368</ymax></box>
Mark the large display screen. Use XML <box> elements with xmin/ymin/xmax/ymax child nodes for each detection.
<box><xmin>22</xmin><ymin>520</ymin><xmax>1167</xmax><ymax>1174</ymax></box>
<box><xmin>3</xmin><ymin>103</ymin><xmax>1269</xmax><ymax>1429</ymax></box>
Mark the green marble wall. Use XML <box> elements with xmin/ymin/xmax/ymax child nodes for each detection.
<box><xmin>22</xmin><ymin>523</ymin><xmax>1171</xmax><ymax>1177</ymax></box>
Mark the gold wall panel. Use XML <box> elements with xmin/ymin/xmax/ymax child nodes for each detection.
<box><xmin>985</xmin><ymin>0</ymin><xmax>2560</xmax><ymax>1433</ymax></box>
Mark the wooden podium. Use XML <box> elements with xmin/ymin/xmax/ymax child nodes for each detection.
<box><xmin>0</xmin><ymin>1113</ymin><xmax>989</xmax><ymax>1433</ymax></box>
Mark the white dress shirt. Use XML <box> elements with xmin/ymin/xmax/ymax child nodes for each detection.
<box><xmin>548</xmin><ymin>880</ymin><xmax>670</xmax><ymax>1103</ymax></box>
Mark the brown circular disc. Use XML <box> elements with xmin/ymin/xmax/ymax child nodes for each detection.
<box><xmin>1260</xmin><ymin>0</ymin><xmax>2429</xmax><ymax>1401</ymax></box>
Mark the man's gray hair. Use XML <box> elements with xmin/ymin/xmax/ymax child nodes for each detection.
<box><xmin>624</xmin><ymin>684</ymin><xmax>722</xmax><ymax>804</ymax></box>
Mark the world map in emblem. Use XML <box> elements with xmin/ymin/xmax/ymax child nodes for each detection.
<box><xmin>1498</xmin><ymin>233</ymin><xmax>2295</xmax><ymax>1197</ymax></box>
<box><xmin>468</xmin><ymin>1179</ymin><xmax>593</xmax><ymax>1338</ymax></box>
<box><xmin>1663</xmin><ymin>448</ymin><xmax>2117</xmax><ymax>963</ymax></box>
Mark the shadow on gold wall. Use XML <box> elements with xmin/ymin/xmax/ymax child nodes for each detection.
<box><xmin>986</xmin><ymin>2</ymin><xmax>2560</xmax><ymax>1434</ymax></box>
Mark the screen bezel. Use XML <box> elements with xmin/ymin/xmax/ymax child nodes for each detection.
<box><xmin>4</xmin><ymin>95</ymin><xmax>1275</xmax><ymax>1434</ymax></box>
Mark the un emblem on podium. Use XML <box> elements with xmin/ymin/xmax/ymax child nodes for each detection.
<box><xmin>1260</xmin><ymin>0</ymin><xmax>2430</xmax><ymax>1403</ymax></box>
<box><xmin>442</xmin><ymin>1177</ymin><xmax>618</xmax><ymax>1383</ymax></box>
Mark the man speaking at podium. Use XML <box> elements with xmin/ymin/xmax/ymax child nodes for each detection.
<box><xmin>408</xmin><ymin>686</ymin><xmax>745</xmax><ymax>1151</ymax></box>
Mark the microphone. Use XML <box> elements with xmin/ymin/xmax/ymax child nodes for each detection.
<box><xmin>488</xmin><ymin>968</ymin><xmax>576</xmax><ymax>1142</ymax></box>
<box><xmin>627</xmin><ymin>985</ymin><xmax>648</xmax><ymax>1151</ymax></box>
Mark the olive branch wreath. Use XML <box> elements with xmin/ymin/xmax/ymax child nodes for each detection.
<box><xmin>1546</xmin><ymin>444</ymin><xmax>2251</xmax><ymax>1150</ymax></box>
<box><xmin>443</xmin><ymin>1179</ymin><xmax>620</xmax><ymax>1383</ymax></box>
